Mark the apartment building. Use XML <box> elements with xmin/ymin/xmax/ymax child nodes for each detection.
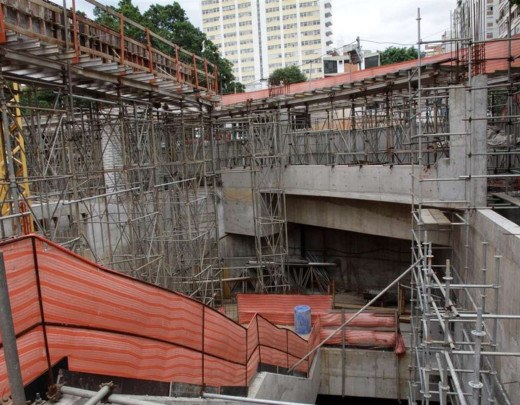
<box><xmin>453</xmin><ymin>0</ymin><xmax>500</xmax><ymax>40</ymax></box>
<box><xmin>497</xmin><ymin>0</ymin><xmax>520</xmax><ymax>37</ymax></box>
<box><xmin>201</xmin><ymin>0</ymin><xmax>333</xmax><ymax>89</ymax></box>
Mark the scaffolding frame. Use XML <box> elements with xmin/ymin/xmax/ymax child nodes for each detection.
<box><xmin>408</xmin><ymin>5</ymin><xmax>520</xmax><ymax>404</ymax></box>
<box><xmin>0</xmin><ymin>0</ymin><xmax>222</xmax><ymax>305</ymax></box>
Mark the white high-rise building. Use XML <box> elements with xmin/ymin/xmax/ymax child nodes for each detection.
<box><xmin>497</xmin><ymin>0</ymin><xmax>520</xmax><ymax>38</ymax></box>
<box><xmin>201</xmin><ymin>0</ymin><xmax>333</xmax><ymax>90</ymax></box>
<box><xmin>452</xmin><ymin>0</ymin><xmax>500</xmax><ymax>40</ymax></box>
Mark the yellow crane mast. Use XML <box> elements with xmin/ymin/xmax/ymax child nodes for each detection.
<box><xmin>0</xmin><ymin>82</ymin><xmax>33</xmax><ymax>234</ymax></box>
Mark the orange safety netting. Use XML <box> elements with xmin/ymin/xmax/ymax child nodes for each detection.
<box><xmin>0</xmin><ymin>235</ymin><xmax>319</xmax><ymax>394</ymax></box>
<box><xmin>237</xmin><ymin>294</ymin><xmax>406</xmax><ymax>354</ymax></box>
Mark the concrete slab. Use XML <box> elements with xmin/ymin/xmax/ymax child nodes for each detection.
<box><xmin>248</xmin><ymin>350</ymin><xmax>321</xmax><ymax>404</ymax></box>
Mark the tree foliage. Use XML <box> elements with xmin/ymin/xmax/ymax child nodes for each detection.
<box><xmin>379</xmin><ymin>46</ymin><xmax>418</xmax><ymax>66</ymax></box>
<box><xmin>268</xmin><ymin>66</ymin><xmax>307</xmax><ymax>86</ymax></box>
<box><xmin>93</xmin><ymin>0</ymin><xmax>243</xmax><ymax>94</ymax></box>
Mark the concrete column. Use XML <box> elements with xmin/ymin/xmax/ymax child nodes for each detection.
<box><xmin>447</xmin><ymin>75</ymin><xmax>488</xmax><ymax>207</ymax></box>
<box><xmin>448</xmin><ymin>81</ymin><xmax>470</xmax><ymax>203</ymax></box>
<box><xmin>470</xmin><ymin>75</ymin><xmax>488</xmax><ymax>207</ymax></box>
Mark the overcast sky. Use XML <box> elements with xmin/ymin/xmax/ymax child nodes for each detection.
<box><xmin>77</xmin><ymin>0</ymin><xmax>456</xmax><ymax>51</ymax></box>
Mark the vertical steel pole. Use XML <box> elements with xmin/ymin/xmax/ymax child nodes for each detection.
<box><xmin>0</xmin><ymin>252</ymin><xmax>26</xmax><ymax>405</ymax></box>
<box><xmin>341</xmin><ymin>308</ymin><xmax>345</xmax><ymax>398</ymax></box>
<box><xmin>470</xmin><ymin>308</ymin><xmax>485</xmax><ymax>405</ymax></box>
<box><xmin>481</xmin><ymin>242</ymin><xmax>488</xmax><ymax>313</ymax></box>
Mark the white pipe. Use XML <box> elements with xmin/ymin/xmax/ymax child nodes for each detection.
<box><xmin>203</xmin><ymin>393</ymin><xmax>309</xmax><ymax>405</ymax></box>
<box><xmin>84</xmin><ymin>385</ymin><xmax>111</xmax><ymax>405</ymax></box>
<box><xmin>61</xmin><ymin>386</ymin><xmax>159</xmax><ymax>405</ymax></box>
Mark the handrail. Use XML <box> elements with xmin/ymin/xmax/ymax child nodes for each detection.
<box><xmin>0</xmin><ymin>0</ymin><xmax>218</xmax><ymax>94</ymax></box>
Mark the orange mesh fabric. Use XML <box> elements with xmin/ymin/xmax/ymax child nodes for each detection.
<box><xmin>0</xmin><ymin>235</ymin><xmax>320</xmax><ymax>394</ymax></box>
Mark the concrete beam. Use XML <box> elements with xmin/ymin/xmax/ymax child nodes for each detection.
<box><xmin>286</xmin><ymin>196</ymin><xmax>412</xmax><ymax>241</ymax></box>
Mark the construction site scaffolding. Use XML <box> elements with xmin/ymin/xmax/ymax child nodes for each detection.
<box><xmin>0</xmin><ymin>0</ymin><xmax>221</xmax><ymax>305</ymax></box>
<box><xmin>409</xmin><ymin>3</ymin><xmax>520</xmax><ymax>404</ymax></box>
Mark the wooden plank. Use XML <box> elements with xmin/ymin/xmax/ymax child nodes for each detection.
<box><xmin>420</xmin><ymin>208</ymin><xmax>451</xmax><ymax>225</ymax></box>
<box><xmin>429</xmin><ymin>209</ymin><xmax>451</xmax><ymax>225</ymax></box>
<box><xmin>419</xmin><ymin>209</ymin><xmax>437</xmax><ymax>225</ymax></box>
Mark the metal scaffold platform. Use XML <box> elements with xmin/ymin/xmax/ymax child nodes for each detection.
<box><xmin>0</xmin><ymin>0</ymin><xmax>221</xmax><ymax>305</ymax></box>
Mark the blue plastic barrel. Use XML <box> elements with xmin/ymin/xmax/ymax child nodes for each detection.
<box><xmin>294</xmin><ymin>305</ymin><xmax>312</xmax><ymax>335</ymax></box>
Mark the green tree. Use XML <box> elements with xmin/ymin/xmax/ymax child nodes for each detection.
<box><xmin>379</xmin><ymin>46</ymin><xmax>418</xmax><ymax>66</ymax></box>
<box><xmin>268</xmin><ymin>66</ymin><xmax>307</xmax><ymax>86</ymax></box>
<box><xmin>94</xmin><ymin>0</ymin><xmax>243</xmax><ymax>94</ymax></box>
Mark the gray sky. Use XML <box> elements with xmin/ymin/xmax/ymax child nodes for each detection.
<box><xmin>77</xmin><ymin>0</ymin><xmax>456</xmax><ymax>51</ymax></box>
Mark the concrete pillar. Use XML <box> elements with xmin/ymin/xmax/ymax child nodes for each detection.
<box><xmin>470</xmin><ymin>75</ymin><xmax>488</xmax><ymax>207</ymax></box>
<box><xmin>448</xmin><ymin>75</ymin><xmax>487</xmax><ymax>207</ymax></box>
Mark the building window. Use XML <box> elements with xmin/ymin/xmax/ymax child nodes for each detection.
<box><xmin>302</xmin><ymin>29</ymin><xmax>320</xmax><ymax>36</ymax></box>
<box><xmin>301</xmin><ymin>39</ymin><xmax>320</xmax><ymax>46</ymax></box>
<box><xmin>301</xmin><ymin>11</ymin><xmax>319</xmax><ymax>17</ymax></box>
<box><xmin>202</xmin><ymin>7</ymin><xmax>219</xmax><ymax>14</ymax></box>
<box><xmin>301</xmin><ymin>20</ymin><xmax>320</xmax><ymax>27</ymax></box>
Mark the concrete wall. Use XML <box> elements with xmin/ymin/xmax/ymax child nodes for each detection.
<box><xmin>284</xmin><ymin>164</ymin><xmax>466</xmax><ymax>208</ymax></box>
<box><xmin>319</xmin><ymin>348</ymin><xmax>408</xmax><ymax>400</ymax></box>
<box><xmin>221</xmin><ymin>171</ymin><xmax>255</xmax><ymax>236</ymax></box>
<box><xmin>247</xmin><ymin>351</ymin><xmax>321</xmax><ymax>404</ymax></box>
<box><xmin>452</xmin><ymin>209</ymin><xmax>520</xmax><ymax>401</ymax></box>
